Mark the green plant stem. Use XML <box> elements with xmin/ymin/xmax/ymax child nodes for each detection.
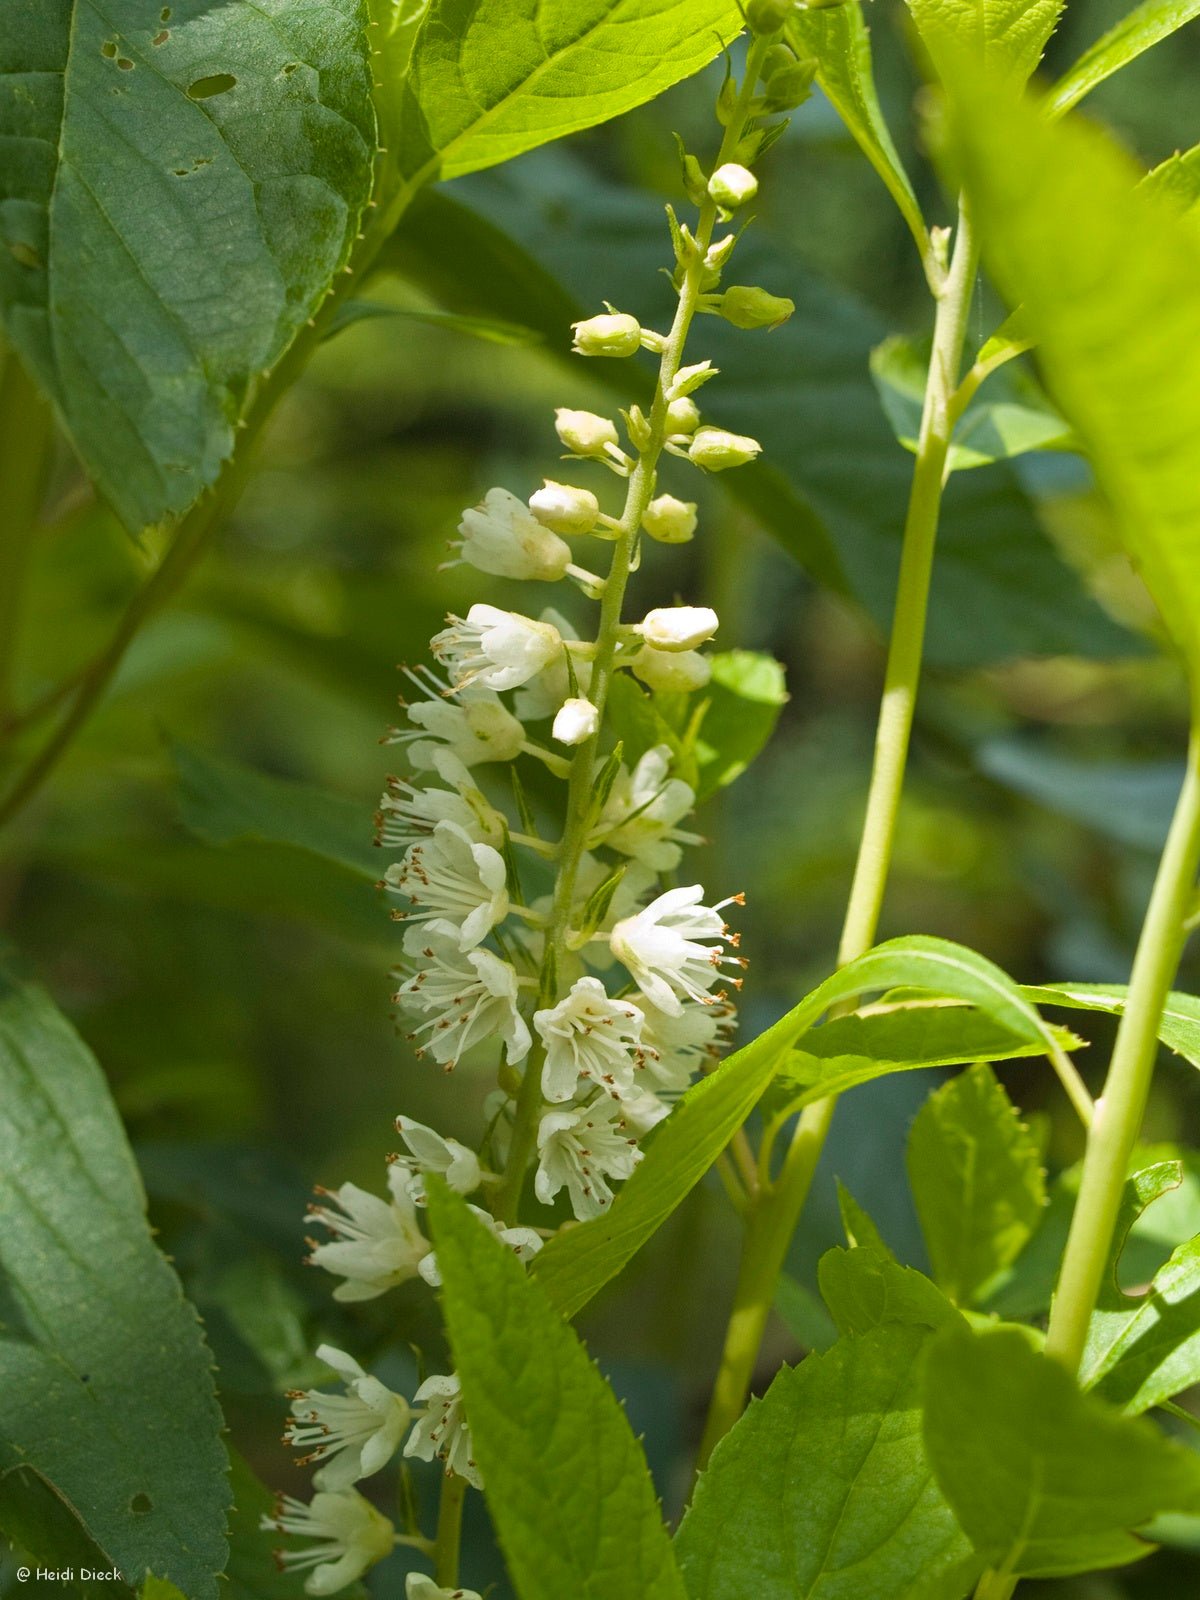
<box><xmin>433</xmin><ymin>1472</ymin><xmax>467</xmax><ymax>1587</ymax></box>
<box><xmin>695</xmin><ymin>200</ymin><xmax>980</xmax><ymax>1474</ymax></box>
<box><xmin>491</xmin><ymin>34</ymin><xmax>774</xmax><ymax>1224</ymax></box>
<box><xmin>0</xmin><ymin>351</ymin><xmax>54</xmax><ymax>723</ymax></box>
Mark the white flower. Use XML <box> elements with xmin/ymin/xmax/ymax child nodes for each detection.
<box><xmin>534</xmin><ymin>976</ymin><xmax>646</xmax><ymax>1103</ymax></box>
<box><xmin>419</xmin><ymin>1204</ymin><xmax>542</xmax><ymax>1286</ymax></box>
<box><xmin>404</xmin><ymin>1373</ymin><xmax>482</xmax><ymax>1489</ymax></box>
<box><xmin>640</xmin><ymin>999</ymin><xmax>733</xmax><ymax>1093</ymax></box>
<box><xmin>513</xmin><ymin>610</ymin><xmax>593</xmax><ymax>720</ymax></box>
<box><xmin>529</xmin><ymin>479</ymin><xmax>600</xmax><ymax>534</ymax></box>
<box><xmin>642</xmin><ymin>494</ymin><xmax>698</xmax><ymax>544</ymax></box>
<box><xmin>535</xmin><ymin>1098</ymin><xmax>643</xmax><ymax>1219</ymax></box>
<box><xmin>708</xmin><ymin>162</ymin><xmax>758</xmax><ymax>208</ymax></box>
<box><xmin>306</xmin><ymin>1168</ymin><xmax>431</xmax><ymax>1301</ymax></box>
<box><xmin>630</xmin><ymin>645</ymin><xmax>712</xmax><ymax>694</ymax></box>
<box><xmin>640</xmin><ymin>606</ymin><xmax>719</xmax><ymax>652</ymax></box>
<box><xmin>453</xmin><ymin>486</ymin><xmax>571</xmax><ymax>581</ymax></box>
<box><xmin>393</xmin><ymin>1115</ymin><xmax>483</xmax><ymax>1202</ymax></box>
<box><xmin>552</xmin><ymin>696</ymin><xmax>599</xmax><ymax>746</ymax></box>
<box><xmin>262</xmin><ymin>1488</ymin><xmax>395</xmax><ymax>1596</ymax></box>
<box><xmin>385</xmin><ymin>820</ymin><xmax>508</xmax><ymax>950</ymax></box>
<box><xmin>432</xmin><ymin>604</ymin><xmax>563</xmax><ymax>693</ymax></box>
<box><xmin>610</xmin><ymin>884</ymin><xmax>744</xmax><ymax>1016</ymax></box>
<box><xmin>595</xmin><ymin>745</ymin><xmax>702</xmax><ymax>872</ymax></box>
<box><xmin>377</xmin><ymin>751</ymin><xmax>505</xmax><ymax>853</ymax></box>
<box><xmin>555</xmin><ymin>407</ymin><xmax>620</xmax><ymax>457</ymax></box>
<box><xmin>393</xmin><ymin>921</ymin><xmax>531</xmax><ymax>1069</ymax></box>
<box><xmin>285</xmin><ymin>1345</ymin><xmax>411</xmax><ymax>1491</ymax></box>
<box><xmin>407</xmin><ymin>1577</ymin><xmax>483</xmax><ymax>1600</ymax></box>
<box><xmin>392</xmin><ymin>672</ymin><xmax>526</xmax><ymax>769</ymax></box>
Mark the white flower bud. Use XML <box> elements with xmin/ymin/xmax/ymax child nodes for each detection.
<box><xmin>688</xmin><ymin>426</ymin><xmax>762</xmax><ymax>472</ymax></box>
<box><xmin>630</xmin><ymin>646</ymin><xmax>712</xmax><ymax>693</ymax></box>
<box><xmin>665</xmin><ymin>396</ymin><xmax>701</xmax><ymax>435</ymax></box>
<box><xmin>717</xmin><ymin>285</ymin><xmax>795</xmax><ymax>330</ymax></box>
<box><xmin>640</xmin><ymin>606</ymin><xmax>719</xmax><ymax>652</ymax></box>
<box><xmin>552</xmin><ymin>696</ymin><xmax>600</xmax><ymax>746</ymax></box>
<box><xmin>571</xmin><ymin>311</ymin><xmax>642</xmax><ymax>358</ymax></box>
<box><xmin>529</xmin><ymin>479</ymin><xmax>600</xmax><ymax>534</ymax></box>
<box><xmin>708</xmin><ymin>163</ymin><xmax>758</xmax><ymax>209</ymax></box>
<box><xmin>455</xmin><ymin>487</ymin><xmax>571</xmax><ymax>581</ymax></box>
<box><xmin>556</xmin><ymin>408</ymin><xmax>620</xmax><ymax>457</ymax></box>
<box><xmin>641</xmin><ymin>494</ymin><xmax>698</xmax><ymax>545</ymax></box>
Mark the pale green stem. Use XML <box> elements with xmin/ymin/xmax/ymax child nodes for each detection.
<box><xmin>695</xmin><ymin>200</ymin><xmax>980</xmax><ymax>1474</ymax></box>
<box><xmin>492</xmin><ymin>34</ymin><xmax>775</xmax><ymax>1223</ymax></box>
<box><xmin>433</xmin><ymin>1471</ymin><xmax>467</xmax><ymax>1588</ymax></box>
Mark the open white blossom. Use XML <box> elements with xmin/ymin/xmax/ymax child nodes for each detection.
<box><xmin>610</xmin><ymin>884</ymin><xmax>744</xmax><ymax>1016</ymax></box>
<box><xmin>640</xmin><ymin>998</ymin><xmax>732</xmax><ymax>1092</ymax></box>
<box><xmin>432</xmin><ymin>604</ymin><xmax>562</xmax><ymax>693</ymax></box>
<box><xmin>394</xmin><ymin>921</ymin><xmax>531</xmax><ymax>1070</ymax></box>
<box><xmin>513</xmin><ymin>610</ymin><xmax>593</xmax><ymax>720</ymax></box>
<box><xmin>535</xmin><ymin>976</ymin><xmax>646</xmax><ymax>1103</ymax></box>
<box><xmin>596</xmin><ymin>745</ymin><xmax>702</xmax><ymax>872</ymax></box>
<box><xmin>404</xmin><ymin>1373</ymin><xmax>482</xmax><ymax>1489</ymax></box>
<box><xmin>453</xmin><ymin>486</ymin><xmax>571</xmax><ymax>581</ymax></box>
<box><xmin>306</xmin><ymin>1167</ymin><xmax>431</xmax><ymax>1301</ymax></box>
<box><xmin>407</xmin><ymin>1577</ymin><xmax>483</xmax><ymax>1600</ymax></box>
<box><xmin>393</xmin><ymin>1115</ymin><xmax>483</xmax><ymax>1202</ymax></box>
<box><xmin>390</xmin><ymin>672</ymin><xmax>526</xmax><ymax>770</ymax></box>
<box><xmin>535</xmin><ymin>1098</ymin><xmax>643</xmax><ymax>1219</ymax></box>
<box><xmin>262</xmin><ymin>1488</ymin><xmax>395</xmax><ymax>1596</ymax></box>
<box><xmin>418</xmin><ymin>1205</ymin><xmax>542</xmax><ymax>1287</ymax></box>
<box><xmin>552</xmin><ymin>696</ymin><xmax>599</xmax><ymax>747</ymax></box>
<box><xmin>639</xmin><ymin>606</ymin><xmax>719</xmax><ymax>652</ymax></box>
<box><xmin>377</xmin><ymin>751</ymin><xmax>505</xmax><ymax>853</ymax></box>
<box><xmin>386</xmin><ymin>820</ymin><xmax>509</xmax><ymax>950</ymax></box>
<box><xmin>285</xmin><ymin>1345</ymin><xmax>411</xmax><ymax>1491</ymax></box>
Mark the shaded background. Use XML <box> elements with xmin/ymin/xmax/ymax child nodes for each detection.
<box><xmin>3</xmin><ymin>2</ymin><xmax>1200</xmax><ymax>1593</ymax></box>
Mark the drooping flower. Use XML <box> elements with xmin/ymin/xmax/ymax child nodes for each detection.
<box><xmin>376</xmin><ymin>751</ymin><xmax>505</xmax><ymax>853</ymax></box>
<box><xmin>385</xmin><ymin>820</ymin><xmax>509</xmax><ymax>950</ymax></box>
<box><xmin>640</xmin><ymin>997</ymin><xmax>734</xmax><ymax>1092</ymax></box>
<box><xmin>571</xmin><ymin>310</ymin><xmax>643</xmax><ymax>358</ymax></box>
<box><xmin>306</xmin><ymin>1167</ymin><xmax>431</xmax><ymax>1301</ymax></box>
<box><xmin>610</xmin><ymin>884</ymin><xmax>744</xmax><ymax>1016</ymax></box>
<box><xmin>404</xmin><ymin>1372</ymin><xmax>483</xmax><ymax>1489</ymax></box>
<box><xmin>640</xmin><ymin>605</ymin><xmax>719</xmax><ymax>652</ymax></box>
<box><xmin>392</xmin><ymin>1115</ymin><xmax>483</xmax><ymax>1202</ymax></box>
<box><xmin>452</xmin><ymin>486</ymin><xmax>571</xmax><ymax>581</ymax></box>
<box><xmin>432</xmin><ymin>605</ymin><xmax>563</xmax><ymax>694</ymax></box>
<box><xmin>262</xmin><ymin>1488</ymin><xmax>395</xmax><ymax>1595</ymax></box>
<box><xmin>393</xmin><ymin>921</ymin><xmax>531</xmax><ymax>1070</ymax></box>
<box><xmin>535</xmin><ymin>1098</ymin><xmax>643</xmax><ymax>1220</ymax></box>
<box><xmin>406</xmin><ymin>1576</ymin><xmax>484</xmax><ymax>1600</ymax></box>
<box><xmin>418</xmin><ymin>1205</ymin><xmax>542</xmax><ymax>1287</ymax></box>
<box><xmin>595</xmin><ymin>745</ymin><xmax>702</xmax><ymax>872</ymax></box>
<box><xmin>390</xmin><ymin>672</ymin><xmax>526</xmax><ymax>770</ymax></box>
<box><xmin>285</xmin><ymin>1345</ymin><xmax>411</xmax><ymax>1490</ymax></box>
<box><xmin>552</xmin><ymin>696</ymin><xmax>600</xmax><ymax>747</ymax></box>
<box><xmin>534</xmin><ymin>976</ymin><xmax>646</xmax><ymax>1103</ymax></box>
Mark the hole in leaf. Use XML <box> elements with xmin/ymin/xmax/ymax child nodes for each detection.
<box><xmin>160</xmin><ymin>5</ymin><xmax>171</xmax><ymax>17</ymax></box>
<box><xmin>187</xmin><ymin>73</ymin><xmax>236</xmax><ymax>100</ymax></box>
<box><xmin>100</xmin><ymin>40</ymin><xmax>117</xmax><ymax>58</ymax></box>
<box><xmin>152</xmin><ymin>29</ymin><xmax>169</xmax><ymax>45</ymax></box>
<box><xmin>129</xmin><ymin>1493</ymin><xmax>152</xmax><ymax>1515</ymax></box>
<box><xmin>281</xmin><ymin>61</ymin><xmax>301</xmax><ymax>76</ymax></box>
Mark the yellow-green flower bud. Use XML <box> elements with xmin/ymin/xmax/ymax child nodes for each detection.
<box><xmin>641</xmin><ymin>494</ymin><xmax>698</xmax><ymax>545</ymax></box>
<box><xmin>708</xmin><ymin>163</ymin><xmax>758</xmax><ymax>210</ymax></box>
<box><xmin>529</xmin><ymin>480</ymin><xmax>600</xmax><ymax>534</ymax></box>
<box><xmin>571</xmin><ymin>311</ymin><xmax>642</xmax><ymax>358</ymax></box>
<box><xmin>747</xmin><ymin>0</ymin><xmax>795</xmax><ymax>31</ymax></box>
<box><xmin>689</xmin><ymin>426</ymin><xmax>762</xmax><ymax>472</ymax></box>
<box><xmin>665</xmin><ymin>397</ymin><xmax>701</xmax><ymax>436</ymax></box>
<box><xmin>555</xmin><ymin>408</ymin><xmax>619</xmax><ymax>457</ymax></box>
<box><xmin>716</xmin><ymin>285</ymin><xmax>795</xmax><ymax>331</ymax></box>
<box><xmin>763</xmin><ymin>58</ymin><xmax>817</xmax><ymax>112</ymax></box>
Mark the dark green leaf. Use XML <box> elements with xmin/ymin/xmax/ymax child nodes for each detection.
<box><xmin>978</xmin><ymin>737</ymin><xmax>1184</xmax><ymax>851</ymax></box>
<box><xmin>676</xmin><ymin>1324</ymin><xmax>979</xmax><ymax>1600</ymax></box>
<box><xmin>324</xmin><ymin>299</ymin><xmax>543</xmax><ymax>345</ymax></box>
<box><xmin>0</xmin><ymin>964</ymin><xmax>229</xmax><ymax>1596</ymax></box>
<box><xmin>836</xmin><ymin>1178</ymin><xmax>894</xmax><ymax>1257</ymax></box>
<box><xmin>1021</xmin><ymin>983</ymin><xmax>1200</xmax><ymax>1067</ymax></box>
<box><xmin>0</xmin><ymin>1465</ymin><xmax>137</xmax><ymax>1598</ymax></box>
<box><xmin>426</xmin><ymin>1182</ymin><xmax>687</xmax><ymax>1600</ymax></box>
<box><xmin>0</xmin><ymin>0</ymin><xmax>376</xmax><ymax>531</ymax></box>
<box><xmin>774</xmin><ymin>1274</ymin><xmax>838</xmax><ymax>1353</ymax></box>
<box><xmin>818</xmin><ymin>1246</ymin><xmax>961</xmax><ymax>1338</ymax></box>
<box><xmin>906</xmin><ymin>1063</ymin><xmax>1046</xmax><ymax>1305</ymax></box>
<box><xmin>923</xmin><ymin>1322</ymin><xmax>1200</xmax><ymax>1575</ymax></box>
<box><xmin>693</xmin><ymin>650</ymin><xmax>788</xmax><ymax>800</ymax></box>
<box><xmin>1048</xmin><ymin>2</ymin><xmax>1200</xmax><ymax>116</ymax></box>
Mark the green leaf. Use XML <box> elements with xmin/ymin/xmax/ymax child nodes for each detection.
<box><xmin>0</xmin><ymin>1465</ymin><xmax>137</xmax><ymax>1598</ymax></box>
<box><xmin>923</xmin><ymin>1322</ymin><xmax>1200</xmax><ymax>1576</ymax></box>
<box><xmin>676</xmin><ymin>1323</ymin><xmax>979</xmax><ymax>1600</ymax></box>
<box><xmin>397</xmin><ymin>0</ymin><xmax>742</xmax><ymax>187</ymax></box>
<box><xmin>693</xmin><ymin>650</ymin><xmax>788</xmax><ymax>800</ymax></box>
<box><xmin>871</xmin><ymin>333</ymin><xmax>1074</xmax><ymax>470</ymax></box>
<box><xmin>425</xmin><ymin>1182</ymin><xmax>687</xmax><ymax>1600</ymax></box>
<box><xmin>786</xmin><ymin>3</ymin><xmax>927</xmax><ymax>257</ymax></box>
<box><xmin>0</xmin><ymin>964</ymin><xmax>229</xmax><ymax>1596</ymax></box>
<box><xmin>0</xmin><ymin>0</ymin><xmax>376</xmax><ymax>532</ymax></box>
<box><xmin>1021</xmin><ymin>983</ymin><xmax>1200</xmax><ymax>1067</ymax></box>
<box><xmin>836</xmin><ymin>1177</ymin><xmax>894</xmax><ymax>1257</ymax></box>
<box><xmin>1142</xmin><ymin>144</ymin><xmax>1200</xmax><ymax>216</ymax></box>
<box><xmin>324</xmin><ymin>299</ymin><xmax>543</xmax><ymax>345</ymax></box>
<box><xmin>818</xmin><ymin>1246</ymin><xmax>961</xmax><ymax>1337</ymax></box>
<box><xmin>141</xmin><ymin>1582</ymin><xmax>186</xmax><ymax>1600</ymax></box>
<box><xmin>223</xmin><ymin>1448</ymin><xmax>369</xmax><ymax>1600</ymax></box>
<box><xmin>904</xmin><ymin>0</ymin><xmax>1064</xmax><ymax>87</ymax></box>
<box><xmin>774</xmin><ymin>1274</ymin><xmax>838</xmax><ymax>1353</ymax></box>
<box><xmin>1048</xmin><ymin>2</ymin><xmax>1200</xmax><ymax>117</ymax></box>
<box><xmin>907</xmin><ymin>1063</ymin><xmax>1046</xmax><ymax>1305</ymax></box>
<box><xmin>172</xmin><ymin>741</ymin><xmax>380</xmax><ymax>878</ymax></box>
<box><xmin>950</xmin><ymin>77</ymin><xmax>1200</xmax><ymax>693</ymax></box>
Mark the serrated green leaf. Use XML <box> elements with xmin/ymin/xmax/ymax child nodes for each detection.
<box><xmin>950</xmin><ymin>78</ymin><xmax>1200</xmax><ymax>693</ymax></box>
<box><xmin>0</xmin><ymin>1465</ymin><xmax>137</xmax><ymax>1598</ymax></box>
<box><xmin>905</xmin><ymin>0</ymin><xmax>1064</xmax><ymax>87</ymax></box>
<box><xmin>1021</xmin><ymin>983</ymin><xmax>1200</xmax><ymax>1067</ymax></box>
<box><xmin>818</xmin><ymin>1246</ymin><xmax>961</xmax><ymax>1337</ymax></box>
<box><xmin>426</xmin><ymin>1182</ymin><xmax>687</xmax><ymax>1600</ymax></box>
<box><xmin>676</xmin><ymin>1323</ymin><xmax>979</xmax><ymax>1600</ymax></box>
<box><xmin>1048</xmin><ymin>2</ymin><xmax>1200</xmax><ymax>116</ymax></box>
<box><xmin>693</xmin><ymin>650</ymin><xmax>788</xmax><ymax>800</ymax></box>
<box><xmin>1142</xmin><ymin>144</ymin><xmax>1200</xmax><ymax>215</ymax></box>
<box><xmin>836</xmin><ymin>1177</ymin><xmax>894</xmax><ymax>1257</ymax></box>
<box><xmin>0</xmin><ymin>964</ymin><xmax>229</xmax><ymax>1597</ymax></box>
<box><xmin>907</xmin><ymin>1063</ymin><xmax>1046</xmax><ymax>1305</ymax></box>
<box><xmin>923</xmin><ymin>1322</ymin><xmax>1200</xmax><ymax>1576</ymax></box>
<box><xmin>0</xmin><ymin>0</ymin><xmax>376</xmax><ymax>532</ymax></box>
<box><xmin>787</xmin><ymin>3</ymin><xmax>927</xmax><ymax>257</ymax></box>
<box><xmin>774</xmin><ymin>1274</ymin><xmax>838</xmax><ymax>1353</ymax></box>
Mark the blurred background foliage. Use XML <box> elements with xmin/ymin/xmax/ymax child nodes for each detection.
<box><xmin>3</xmin><ymin>3</ymin><xmax>1200</xmax><ymax>1594</ymax></box>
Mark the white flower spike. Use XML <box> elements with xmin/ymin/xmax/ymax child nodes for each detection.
<box><xmin>535</xmin><ymin>976</ymin><xmax>647</xmax><ymax>1103</ymax></box>
<box><xmin>404</xmin><ymin>1372</ymin><xmax>483</xmax><ymax>1489</ymax></box>
<box><xmin>306</xmin><ymin>1168</ymin><xmax>431</xmax><ymax>1301</ymax></box>
<box><xmin>285</xmin><ymin>1345</ymin><xmax>411</xmax><ymax>1491</ymax></box>
<box><xmin>262</xmin><ymin>1488</ymin><xmax>395</xmax><ymax>1595</ymax></box>
<box><xmin>453</xmin><ymin>487</ymin><xmax>571</xmax><ymax>581</ymax></box>
<box><xmin>385</xmin><ymin>819</ymin><xmax>509</xmax><ymax>950</ymax></box>
<box><xmin>393</xmin><ymin>920</ymin><xmax>531</xmax><ymax>1070</ymax></box>
<box><xmin>535</xmin><ymin>1098</ymin><xmax>643</xmax><ymax>1220</ymax></box>
<box><xmin>610</xmin><ymin>884</ymin><xmax>745</xmax><ymax>1016</ymax></box>
<box><xmin>432</xmin><ymin>604</ymin><xmax>563</xmax><ymax>694</ymax></box>
<box><xmin>376</xmin><ymin>751</ymin><xmax>505</xmax><ymax>853</ymax></box>
<box><xmin>393</xmin><ymin>1115</ymin><xmax>483</xmax><ymax>1202</ymax></box>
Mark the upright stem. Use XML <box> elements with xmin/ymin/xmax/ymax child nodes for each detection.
<box><xmin>695</xmin><ymin>201</ymin><xmax>979</xmax><ymax>1472</ymax></box>
<box><xmin>433</xmin><ymin>1472</ymin><xmax>467</xmax><ymax>1587</ymax></box>
<box><xmin>0</xmin><ymin>351</ymin><xmax>54</xmax><ymax>722</ymax></box>
<box><xmin>491</xmin><ymin>35</ymin><xmax>775</xmax><ymax>1224</ymax></box>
